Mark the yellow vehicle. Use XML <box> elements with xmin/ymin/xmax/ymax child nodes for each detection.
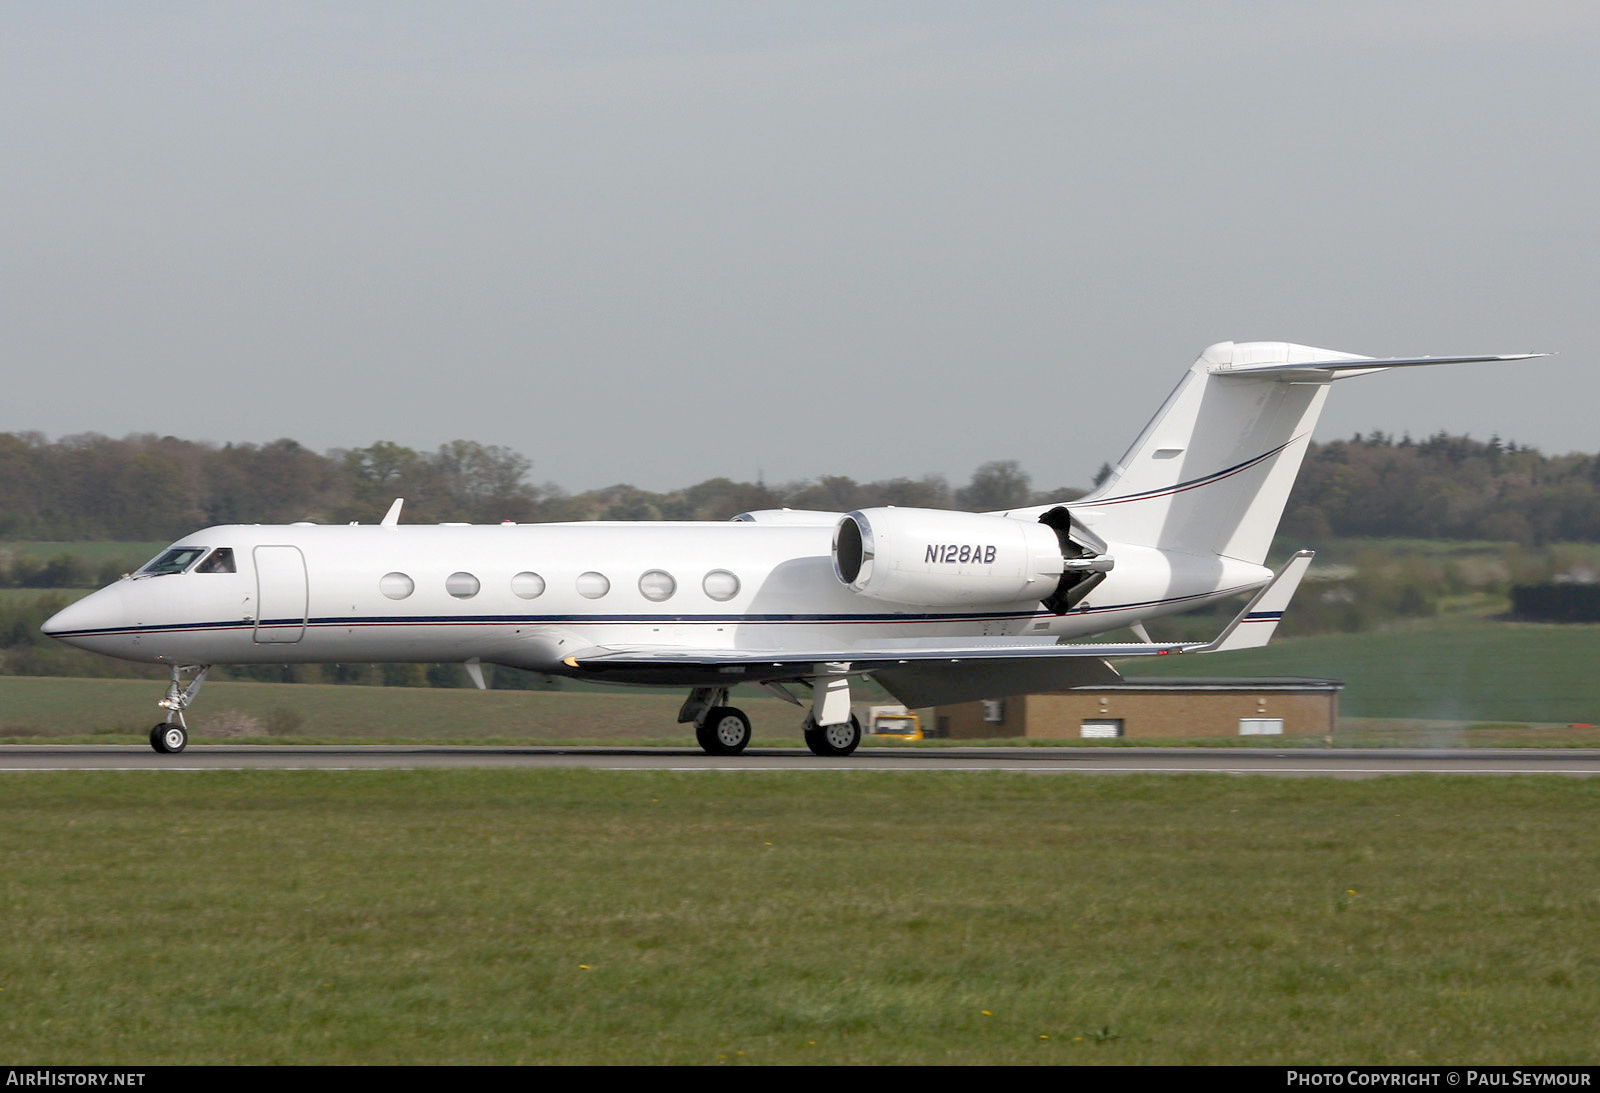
<box><xmin>867</xmin><ymin>706</ymin><xmax>923</xmax><ymax>741</ymax></box>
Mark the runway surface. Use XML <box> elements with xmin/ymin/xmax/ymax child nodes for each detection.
<box><xmin>5</xmin><ymin>745</ymin><xmax>1600</xmax><ymax>777</ymax></box>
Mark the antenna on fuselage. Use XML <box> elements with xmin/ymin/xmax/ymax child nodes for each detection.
<box><xmin>381</xmin><ymin>498</ymin><xmax>404</xmax><ymax>528</ymax></box>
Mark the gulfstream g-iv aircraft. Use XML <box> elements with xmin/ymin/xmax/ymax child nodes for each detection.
<box><xmin>43</xmin><ymin>341</ymin><xmax>1541</xmax><ymax>755</ymax></box>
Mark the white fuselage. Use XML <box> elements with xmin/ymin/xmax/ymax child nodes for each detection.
<box><xmin>42</xmin><ymin>520</ymin><xmax>1271</xmax><ymax>673</ymax></box>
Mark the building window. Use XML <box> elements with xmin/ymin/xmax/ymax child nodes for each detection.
<box><xmin>1239</xmin><ymin>718</ymin><xmax>1284</xmax><ymax>736</ymax></box>
<box><xmin>982</xmin><ymin>700</ymin><xmax>1006</xmax><ymax>724</ymax></box>
<box><xmin>1080</xmin><ymin>719</ymin><xmax>1124</xmax><ymax>739</ymax></box>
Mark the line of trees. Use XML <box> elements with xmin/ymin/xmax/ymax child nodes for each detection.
<box><xmin>0</xmin><ymin>432</ymin><xmax>1086</xmax><ymax>541</ymax></box>
<box><xmin>1282</xmin><ymin>432</ymin><xmax>1600</xmax><ymax>545</ymax></box>
<box><xmin>1</xmin><ymin>428</ymin><xmax>1597</xmax><ymax>546</ymax></box>
<box><xmin>3</xmin><ymin>429</ymin><xmax>1597</xmax><ymax>682</ymax></box>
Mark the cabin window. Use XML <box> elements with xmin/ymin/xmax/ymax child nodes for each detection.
<box><xmin>446</xmin><ymin>572</ymin><xmax>481</xmax><ymax>599</ymax></box>
<box><xmin>576</xmin><ymin>571</ymin><xmax>610</xmax><ymax>599</ymax></box>
<box><xmin>195</xmin><ymin>547</ymin><xmax>236</xmax><ymax>574</ymax></box>
<box><xmin>511</xmin><ymin>572</ymin><xmax>546</xmax><ymax>599</ymax></box>
<box><xmin>638</xmin><ymin>570</ymin><xmax>676</xmax><ymax>602</ymax></box>
<box><xmin>137</xmin><ymin>547</ymin><xmax>207</xmax><ymax>577</ymax></box>
<box><xmin>703</xmin><ymin>569</ymin><xmax>740</xmax><ymax>601</ymax></box>
<box><xmin>380</xmin><ymin>572</ymin><xmax>415</xmax><ymax>600</ymax></box>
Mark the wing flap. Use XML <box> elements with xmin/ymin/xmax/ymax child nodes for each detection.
<box><xmin>563</xmin><ymin>636</ymin><xmax>1198</xmax><ymax>674</ymax></box>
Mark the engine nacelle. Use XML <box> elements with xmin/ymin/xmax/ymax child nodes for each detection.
<box><xmin>833</xmin><ymin>508</ymin><xmax>1071</xmax><ymax>607</ymax></box>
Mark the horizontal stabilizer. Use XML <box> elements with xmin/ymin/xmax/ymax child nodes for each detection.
<box><xmin>1212</xmin><ymin>352</ymin><xmax>1546</xmax><ymax>380</ymax></box>
<box><xmin>1192</xmin><ymin>550</ymin><xmax>1314</xmax><ymax>653</ymax></box>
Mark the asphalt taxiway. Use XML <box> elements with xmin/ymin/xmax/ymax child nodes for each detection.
<box><xmin>5</xmin><ymin>745</ymin><xmax>1600</xmax><ymax>777</ymax></box>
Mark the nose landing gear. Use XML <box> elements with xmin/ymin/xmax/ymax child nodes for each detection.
<box><xmin>150</xmin><ymin>665</ymin><xmax>210</xmax><ymax>754</ymax></box>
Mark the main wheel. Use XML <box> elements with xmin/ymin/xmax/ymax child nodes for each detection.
<box><xmin>151</xmin><ymin>722</ymin><xmax>187</xmax><ymax>754</ymax></box>
<box><xmin>804</xmin><ymin>714</ymin><xmax>862</xmax><ymax>757</ymax></box>
<box><xmin>696</xmin><ymin>707</ymin><xmax>751</xmax><ymax>756</ymax></box>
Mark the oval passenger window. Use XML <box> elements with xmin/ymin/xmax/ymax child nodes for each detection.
<box><xmin>639</xmin><ymin>570</ymin><xmax>676</xmax><ymax>602</ymax></box>
<box><xmin>703</xmin><ymin>570</ymin><xmax>740</xmax><ymax>601</ymax></box>
<box><xmin>511</xmin><ymin>572</ymin><xmax>546</xmax><ymax>599</ymax></box>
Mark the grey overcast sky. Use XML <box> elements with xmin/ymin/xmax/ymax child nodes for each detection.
<box><xmin>3</xmin><ymin>1</ymin><xmax>1595</xmax><ymax>493</ymax></box>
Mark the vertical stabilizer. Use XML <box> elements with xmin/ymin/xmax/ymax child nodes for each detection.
<box><xmin>1068</xmin><ymin>342</ymin><xmax>1340</xmax><ymax>564</ymax></box>
<box><xmin>1059</xmin><ymin>343</ymin><xmax>1540</xmax><ymax>565</ymax></box>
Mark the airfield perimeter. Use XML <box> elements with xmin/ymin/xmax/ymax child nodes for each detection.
<box><xmin>9</xmin><ymin>743</ymin><xmax>1600</xmax><ymax>776</ymax></box>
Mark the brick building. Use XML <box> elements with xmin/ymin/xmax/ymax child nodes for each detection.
<box><xmin>932</xmin><ymin>678</ymin><xmax>1343</xmax><ymax>740</ymax></box>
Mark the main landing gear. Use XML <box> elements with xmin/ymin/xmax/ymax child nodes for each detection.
<box><xmin>150</xmin><ymin>664</ymin><xmax>210</xmax><ymax>754</ymax></box>
<box><xmin>680</xmin><ymin>684</ymin><xmax>863</xmax><ymax>758</ymax></box>
<box><xmin>697</xmin><ymin>707</ymin><xmax>753</xmax><ymax>756</ymax></box>
<box><xmin>681</xmin><ymin>688</ymin><xmax>752</xmax><ymax>755</ymax></box>
<box><xmin>803</xmin><ymin>713</ymin><xmax>862</xmax><ymax>757</ymax></box>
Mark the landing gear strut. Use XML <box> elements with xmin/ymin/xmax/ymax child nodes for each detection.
<box><xmin>802</xmin><ymin>670</ymin><xmax>860</xmax><ymax>756</ymax></box>
<box><xmin>151</xmin><ymin>664</ymin><xmax>209</xmax><ymax>754</ymax></box>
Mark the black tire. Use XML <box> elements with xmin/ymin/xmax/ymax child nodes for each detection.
<box><xmin>804</xmin><ymin>714</ymin><xmax>861</xmax><ymax>757</ymax></box>
<box><xmin>152</xmin><ymin>722</ymin><xmax>187</xmax><ymax>754</ymax></box>
<box><xmin>697</xmin><ymin>706</ymin><xmax>751</xmax><ymax>756</ymax></box>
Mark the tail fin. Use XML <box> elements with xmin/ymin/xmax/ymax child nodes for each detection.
<box><xmin>1066</xmin><ymin>342</ymin><xmax>1541</xmax><ymax>565</ymax></box>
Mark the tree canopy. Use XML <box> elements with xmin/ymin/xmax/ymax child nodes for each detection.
<box><xmin>0</xmin><ymin>429</ymin><xmax>1594</xmax><ymax>545</ymax></box>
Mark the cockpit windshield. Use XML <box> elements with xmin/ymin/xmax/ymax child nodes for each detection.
<box><xmin>195</xmin><ymin>547</ymin><xmax>236</xmax><ymax>574</ymax></box>
<box><xmin>135</xmin><ymin>547</ymin><xmax>208</xmax><ymax>577</ymax></box>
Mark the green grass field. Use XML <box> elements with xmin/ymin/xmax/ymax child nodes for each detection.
<box><xmin>1</xmin><ymin>540</ymin><xmax>168</xmax><ymax>564</ymax></box>
<box><xmin>2</xmin><ymin>614</ymin><xmax>1598</xmax><ymax>746</ymax></box>
<box><xmin>2</xmin><ymin>771</ymin><xmax>1598</xmax><ymax>1064</ymax></box>
<box><xmin>0</xmin><ymin>587</ymin><xmax>94</xmax><ymax>604</ymax></box>
<box><xmin>0</xmin><ymin>674</ymin><xmax>808</xmax><ymax>746</ymax></box>
<box><xmin>1124</xmin><ymin>619</ymin><xmax>1600</xmax><ymax>724</ymax></box>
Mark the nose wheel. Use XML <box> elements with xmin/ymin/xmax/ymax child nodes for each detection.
<box><xmin>150</xmin><ymin>723</ymin><xmax>188</xmax><ymax>754</ymax></box>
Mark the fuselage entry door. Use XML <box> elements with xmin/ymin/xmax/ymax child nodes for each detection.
<box><xmin>253</xmin><ymin>545</ymin><xmax>308</xmax><ymax>644</ymax></box>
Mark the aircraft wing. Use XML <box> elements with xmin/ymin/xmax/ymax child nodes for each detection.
<box><xmin>556</xmin><ymin>551</ymin><xmax>1314</xmax><ymax>705</ymax></box>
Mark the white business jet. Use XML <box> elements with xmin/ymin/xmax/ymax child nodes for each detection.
<box><xmin>43</xmin><ymin>341</ymin><xmax>1539</xmax><ymax>755</ymax></box>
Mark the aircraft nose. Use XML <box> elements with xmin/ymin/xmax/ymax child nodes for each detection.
<box><xmin>40</xmin><ymin>585</ymin><xmax>128</xmax><ymax>646</ymax></box>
